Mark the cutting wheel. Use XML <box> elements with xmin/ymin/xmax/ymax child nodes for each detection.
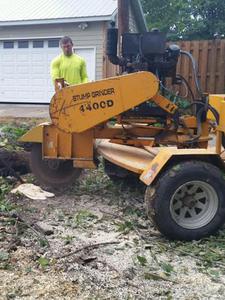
<box><xmin>30</xmin><ymin>143</ymin><xmax>82</xmax><ymax>188</ymax></box>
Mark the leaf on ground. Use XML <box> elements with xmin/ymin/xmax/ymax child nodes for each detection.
<box><xmin>38</xmin><ymin>257</ymin><xmax>49</xmax><ymax>267</ymax></box>
<box><xmin>144</xmin><ymin>272</ymin><xmax>174</xmax><ymax>282</ymax></box>
<box><xmin>116</xmin><ymin>220</ymin><xmax>134</xmax><ymax>233</ymax></box>
<box><xmin>144</xmin><ymin>272</ymin><xmax>166</xmax><ymax>281</ymax></box>
<box><xmin>0</xmin><ymin>251</ymin><xmax>9</xmax><ymax>261</ymax></box>
<box><xmin>137</xmin><ymin>255</ymin><xmax>147</xmax><ymax>266</ymax></box>
<box><xmin>208</xmin><ymin>269</ymin><xmax>220</xmax><ymax>278</ymax></box>
<box><xmin>160</xmin><ymin>262</ymin><xmax>174</xmax><ymax>275</ymax></box>
<box><xmin>74</xmin><ymin>210</ymin><xmax>98</xmax><ymax>227</ymax></box>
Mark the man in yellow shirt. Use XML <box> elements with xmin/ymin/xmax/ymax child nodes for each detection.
<box><xmin>50</xmin><ymin>36</ymin><xmax>88</xmax><ymax>89</ymax></box>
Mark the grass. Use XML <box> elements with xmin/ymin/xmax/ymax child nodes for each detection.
<box><xmin>0</xmin><ymin>177</ymin><xmax>14</xmax><ymax>212</ymax></box>
<box><xmin>72</xmin><ymin>166</ymin><xmax>119</xmax><ymax>195</ymax></box>
<box><xmin>141</xmin><ymin>229</ymin><xmax>225</xmax><ymax>283</ymax></box>
<box><xmin>71</xmin><ymin>161</ymin><xmax>144</xmax><ymax>208</ymax></box>
<box><xmin>73</xmin><ymin>209</ymin><xmax>99</xmax><ymax>228</ymax></box>
<box><xmin>0</xmin><ymin>122</ymin><xmax>32</xmax><ymax>150</ymax></box>
<box><xmin>169</xmin><ymin>232</ymin><xmax>225</xmax><ymax>269</ymax></box>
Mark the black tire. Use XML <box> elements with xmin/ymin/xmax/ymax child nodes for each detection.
<box><xmin>145</xmin><ymin>160</ymin><xmax>225</xmax><ymax>241</ymax></box>
<box><xmin>103</xmin><ymin>158</ymin><xmax>143</xmax><ymax>188</ymax></box>
<box><xmin>30</xmin><ymin>143</ymin><xmax>82</xmax><ymax>189</ymax></box>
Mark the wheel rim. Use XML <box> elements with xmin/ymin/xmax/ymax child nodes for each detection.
<box><xmin>170</xmin><ymin>181</ymin><xmax>219</xmax><ymax>229</ymax></box>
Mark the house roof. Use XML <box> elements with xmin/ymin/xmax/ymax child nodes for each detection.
<box><xmin>0</xmin><ymin>0</ymin><xmax>117</xmax><ymax>24</ymax></box>
<box><xmin>0</xmin><ymin>0</ymin><xmax>147</xmax><ymax>31</ymax></box>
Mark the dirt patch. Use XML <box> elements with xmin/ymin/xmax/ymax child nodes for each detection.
<box><xmin>1</xmin><ymin>169</ymin><xmax>225</xmax><ymax>299</ymax></box>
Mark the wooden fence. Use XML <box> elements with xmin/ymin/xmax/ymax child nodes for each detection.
<box><xmin>176</xmin><ymin>39</ymin><xmax>225</xmax><ymax>98</ymax></box>
<box><xmin>104</xmin><ymin>39</ymin><xmax>225</xmax><ymax>98</ymax></box>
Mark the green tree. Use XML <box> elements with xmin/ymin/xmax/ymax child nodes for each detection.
<box><xmin>190</xmin><ymin>0</ymin><xmax>225</xmax><ymax>39</ymax></box>
<box><xmin>141</xmin><ymin>0</ymin><xmax>225</xmax><ymax>40</ymax></box>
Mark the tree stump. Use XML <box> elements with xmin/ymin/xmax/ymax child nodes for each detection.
<box><xmin>0</xmin><ymin>148</ymin><xmax>30</xmax><ymax>177</ymax></box>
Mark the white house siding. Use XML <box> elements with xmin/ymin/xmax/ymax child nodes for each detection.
<box><xmin>0</xmin><ymin>21</ymin><xmax>104</xmax><ymax>80</ymax></box>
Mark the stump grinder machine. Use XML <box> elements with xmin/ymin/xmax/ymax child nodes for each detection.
<box><xmin>20</xmin><ymin>25</ymin><xmax>225</xmax><ymax>240</ymax></box>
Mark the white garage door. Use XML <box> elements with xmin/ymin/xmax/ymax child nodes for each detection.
<box><xmin>0</xmin><ymin>39</ymin><xmax>96</xmax><ymax>103</ymax></box>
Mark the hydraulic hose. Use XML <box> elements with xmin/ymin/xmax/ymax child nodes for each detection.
<box><xmin>180</xmin><ymin>50</ymin><xmax>203</xmax><ymax>97</ymax></box>
<box><xmin>184</xmin><ymin>101</ymin><xmax>219</xmax><ymax>144</ymax></box>
<box><xmin>176</xmin><ymin>74</ymin><xmax>195</xmax><ymax>101</ymax></box>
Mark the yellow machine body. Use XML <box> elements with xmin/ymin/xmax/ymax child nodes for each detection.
<box><xmin>20</xmin><ymin>123</ymin><xmax>46</xmax><ymax>143</ymax></box>
<box><xmin>19</xmin><ymin>71</ymin><xmax>179</xmax><ymax>169</ymax></box>
<box><xmin>208</xmin><ymin>94</ymin><xmax>225</xmax><ymax>121</ymax></box>
<box><xmin>19</xmin><ymin>72</ymin><xmax>225</xmax><ymax>185</ymax></box>
<box><xmin>97</xmin><ymin>139</ymin><xmax>224</xmax><ymax>186</ymax></box>
<box><xmin>140</xmin><ymin>148</ymin><xmax>219</xmax><ymax>185</ymax></box>
<box><xmin>138</xmin><ymin>98</ymin><xmax>225</xmax><ymax>185</ymax></box>
<box><xmin>49</xmin><ymin>71</ymin><xmax>159</xmax><ymax>133</ymax></box>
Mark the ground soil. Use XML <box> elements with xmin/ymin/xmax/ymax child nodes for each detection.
<box><xmin>1</xmin><ymin>169</ymin><xmax>225</xmax><ymax>300</ymax></box>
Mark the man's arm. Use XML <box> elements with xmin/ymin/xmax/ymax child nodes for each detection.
<box><xmin>50</xmin><ymin>57</ymin><xmax>60</xmax><ymax>83</ymax></box>
<box><xmin>80</xmin><ymin>60</ymin><xmax>89</xmax><ymax>83</ymax></box>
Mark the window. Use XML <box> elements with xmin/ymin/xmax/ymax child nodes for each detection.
<box><xmin>33</xmin><ymin>40</ymin><xmax>44</xmax><ymax>48</ymax></box>
<box><xmin>3</xmin><ymin>41</ymin><xmax>14</xmax><ymax>49</ymax></box>
<box><xmin>18</xmin><ymin>40</ymin><xmax>29</xmax><ymax>48</ymax></box>
<box><xmin>48</xmin><ymin>39</ymin><xmax>59</xmax><ymax>48</ymax></box>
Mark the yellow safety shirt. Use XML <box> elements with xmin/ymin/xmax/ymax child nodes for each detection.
<box><xmin>50</xmin><ymin>53</ymin><xmax>89</xmax><ymax>85</ymax></box>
